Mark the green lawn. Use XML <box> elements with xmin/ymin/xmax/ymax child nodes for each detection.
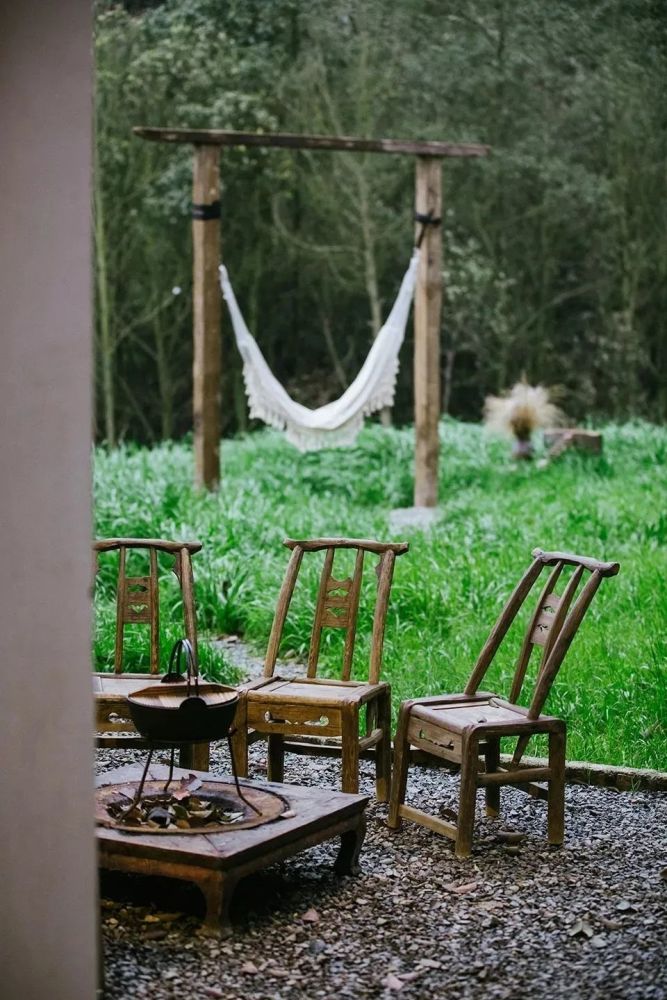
<box><xmin>94</xmin><ymin>419</ymin><xmax>667</xmax><ymax>770</ymax></box>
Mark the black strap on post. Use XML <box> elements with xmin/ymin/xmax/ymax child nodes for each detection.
<box><xmin>191</xmin><ymin>200</ymin><xmax>221</xmax><ymax>221</ymax></box>
<box><xmin>414</xmin><ymin>210</ymin><xmax>442</xmax><ymax>249</ymax></box>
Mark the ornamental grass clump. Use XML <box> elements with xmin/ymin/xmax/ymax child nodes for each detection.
<box><xmin>484</xmin><ymin>380</ymin><xmax>563</xmax><ymax>459</ymax></box>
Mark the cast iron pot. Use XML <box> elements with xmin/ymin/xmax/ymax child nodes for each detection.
<box><xmin>127</xmin><ymin>638</ymin><xmax>239</xmax><ymax>745</ymax></box>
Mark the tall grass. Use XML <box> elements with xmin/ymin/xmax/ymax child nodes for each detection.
<box><xmin>94</xmin><ymin>420</ymin><xmax>667</xmax><ymax>769</ymax></box>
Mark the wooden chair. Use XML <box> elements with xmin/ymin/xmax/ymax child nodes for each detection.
<box><xmin>93</xmin><ymin>537</ymin><xmax>208</xmax><ymax>770</ymax></box>
<box><xmin>232</xmin><ymin>537</ymin><xmax>409</xmax><ymax>799</ymax></box>
<box><xmin>388</xmin><ymin>548</ymin><xmax>619</xmax><ymax>857</ymax></box>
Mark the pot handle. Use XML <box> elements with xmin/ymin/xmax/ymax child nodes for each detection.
<box><xmin>162</xmin><ymin>637</ymin><xmax>199</xmax><ymax>695</ymax></box>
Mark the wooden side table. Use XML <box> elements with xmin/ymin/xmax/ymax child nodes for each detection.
<box><xmin>96</xmin><ymin>764</ymin><xmax>368</xmax><ymax>936</ymax></box>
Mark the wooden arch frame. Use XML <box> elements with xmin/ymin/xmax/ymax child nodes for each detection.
<box><xmin>134</xmin><ymin>127</ymin><xmax>490</xmax><ymax>503</ymax></box>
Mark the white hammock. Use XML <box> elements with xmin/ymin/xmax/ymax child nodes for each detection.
<box><xmin>219</xmin><ymin>250</ymin><xmax>419</xmax><ymax>451</ymax></box>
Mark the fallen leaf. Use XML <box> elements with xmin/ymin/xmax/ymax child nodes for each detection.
<box><xmin>189</xmin><ymin>808</ymin><xmax>215</xmax><ymax>821</ymax></box>
<box><xmin>445</xmin><ymin>881</ymin><xmax>479</xmax><ymax>895</ymax></box>
<box><xmin>171</xmin><ymin>776</ymin><xmax>202</xmax><ymax>801</ymax></box>
<box><xmin>568</xmin><ymin>918</ymin><xmax>594</xmax><ymax>939</ymax></box>
<box><xmin>476</xmin><ymin>901</ymin><xmax>503</xmax><ymax>912</ymax></box>
<box><xmin>147</xmin><ymin>807</ymin><xmax>172</xmax><ymax>827</ymax></box>
<box><xmin>383</xmin><ymin>973</ymin><xmax>404</xmax><ymax>991</ymax></box>
<box><xmin>418</xmin><ymin>959</ymin><xmax>442</xmax><ymax>970</ymax></box>
<box><xmin>498</xmin><ymin>830</ymin><xmax>525</xmax><ymax>844</ymax></box>
<box><xmin>141</xmin><ymin>929</ymin><xmax>167</xmax><ymax>941</ymax></box>
<box><xmin>599</xmin><ymin>917</ymin><xmax>621</xmax><ymax>930</ymax></box>
<box><xmin>400</xmin><ymin>971</ymin><xmax>425</xmax><ymax>983</ymax></box>
<box><xmin>438</xmin><ymin>805</ymin><xmax>458</xmax><ymax>822</ymax></box>
<box><xmin>302</xmin><ymin>908</ymin><xmax>320</xmax><ymax>923</ymax></box>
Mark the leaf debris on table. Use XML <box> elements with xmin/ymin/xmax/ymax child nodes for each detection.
<box><xmin>107</xmin><ymin>791</ymin><xmax>244</xmax><ymax>830</ymax></box>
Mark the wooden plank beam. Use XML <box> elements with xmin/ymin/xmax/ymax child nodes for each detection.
<box><xmin>192</xmin><ymin>145</ymin><xmax>221</xmax><ymax>490</ymax></box>
<box><xmin>413</xmin><ymin>156</ymin><xmax>443</xmax><ymax>507</ymax></box>
<box><xmin>398</xmin><ymin>804</ymin><xmax>457</xmax><ymax>839</ymax></box>
<box><xmin>134</xmin><ymin>127</ymin><xmax>490</xmax><ymax>159</ymax></box>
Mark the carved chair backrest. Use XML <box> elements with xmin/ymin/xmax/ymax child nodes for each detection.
<box><xmin>263</xmin><ymin>538</ymin><xmax>409</xmax><ymax>684</ymax></box>
<box><xmin>93</xmin><ymin>538</ymin><xmax>202</xmax><ymax>674</ymax></box>
<box><xmin>464</xmin><ymin>548</ymin><xmax>620</xmax><ymax>720</ymax></box>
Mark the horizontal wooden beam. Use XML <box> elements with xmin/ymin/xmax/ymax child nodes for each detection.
<box><xmin>133</xmin><ymin>126</ymin><xmax>490</xmax><ymax>159</ymax></box>
<box><xmin>532</xmin><ymin>547</ymin><xmax>620</xmax><ymax>577</ymax></box>
<box><xmin>285</xmin><ymin>537</ymin><xmax>409</xmax><ymax>554</ymax></box>
<box><xmin>94</xmin><ymin>537</ymin><xmax>202</xmax><ymax>555</ymax></box>
<box><xmin>478</xmin><ymin>765</ymin><xmax>552</xmax><ymax>785</ymax></box>
<box><xmin>398</xmin><ymin>804</ymin><xmax>457</xmax><ymax>839</ymax></box>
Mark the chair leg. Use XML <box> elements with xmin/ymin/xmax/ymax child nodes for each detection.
<box><xmin>484</xmin><ymin>738</ymin><xmax>501</xmax><ymax>818</ymax></box>
<box><xmin>229</xmin><ymin>699</ymin><xmax>249</xmax><ymax>777</ymax></box>
<box><xmin>230</xmin><ymin>725</ymin><xmax>249</xmax><ymax>778</ymax></box>
<box><xmin>387</xmin><ymin>701</ymin><xmax>413</xmax><ymax>829</ymax></box>
<box><xmin>179</xmin><ymin>742</ymin><xmax>209</xmax><ymax>771</ymax></box>
<box><xmin>341</xmin><ymin>707</ymin><xmax>360</xmax><ymax>794</ymax></box>
<box><xmin>267</xmin><ymin>733</ymin><xmax>285</xmax><ymax>783</ymax></box>
<box><xmin>547</xmin><ymin>727</ymin><xmax>566</xmax><ymax>845</ymax></box>
<box><xmin>374</xmin><ymin>689</ymin><xmax>392</xmax><ymax>803</ymax></box>
<box><xmin>455</xmin><ymin>735</ymin><xmax>479</xmax><ymax>859</ymax></box>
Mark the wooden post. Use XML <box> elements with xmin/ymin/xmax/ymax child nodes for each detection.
<box><xmin>192</xmin><ymin>145</ymin><xmax>221</xmax><ymax>490</ymax></box>
<box><xmin>413</xmin><ymin>156</ymin><xmax>443</xmax><ymax>508</ymax></box>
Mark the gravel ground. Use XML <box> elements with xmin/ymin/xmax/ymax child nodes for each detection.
<box><xmin>100</xmin><ymin>640</ymin><xmax>667</xmax><ymax>999</ymax></box>
<box><xmin>99</xmin><ymin>740</ymin><xmax>667</xmax><ymax>1000</ymax></box>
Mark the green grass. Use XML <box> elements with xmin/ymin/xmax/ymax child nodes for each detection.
<box><xmin>94</xmin><ymin>419</ymin><xmax>667</xmax><ymax>769</ymax></box>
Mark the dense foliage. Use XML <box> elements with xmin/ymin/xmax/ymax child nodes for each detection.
<box><xmin>95</xmin><ymin>0</ymin><xmax>667</xmax><ymax>445</ymax></box>
<box><xmin>94</xmin><ymin>420</ymin><xmax>667</xmax><ymax>769</ymax></box>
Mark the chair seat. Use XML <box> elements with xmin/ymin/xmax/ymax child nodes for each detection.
<box><xmin>410</xmin><ymin>695</ymin><xmax>560</xmax><ymax>736</ymax></box>
<box><xmin>246</xmin><ymin>677</ymin><xmax>386</xmax><ymax>709</ymax></box>
<box><xmin>93</xmin><ymin>672</ymin><xmax>162</xmax><ymax>704</ymax></box>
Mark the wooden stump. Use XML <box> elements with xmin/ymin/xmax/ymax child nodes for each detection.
<box><xmin>543</xmin><ymin>429</ymin><xmax>602</xmax><ymax>458</ymax></box>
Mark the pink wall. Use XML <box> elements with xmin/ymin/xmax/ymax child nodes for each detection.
<box><xmin>0</xmin><ymin>0</ymin><xmax>97</xmax><ymax>996</ymax></box>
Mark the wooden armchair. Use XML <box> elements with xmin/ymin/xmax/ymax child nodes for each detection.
<box><xmin>232</xmin><ymin>537</ymin><xmax>409</xmax><ymax>799</ymax></box>
<box><xmin>93</xmin><ymin>537</ymin><xmax>208</xmax><ymax>769</ymax></box>
<box><xmin>388</xmin><ymin>548</ymin><xmax>619</xmax><ymax>857</ymax></box>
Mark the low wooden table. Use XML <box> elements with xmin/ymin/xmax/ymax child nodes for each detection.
<box><xmin>96</xmin><ymin>764</ymin><xmax>368</xmax><ymax>936</ymax></box>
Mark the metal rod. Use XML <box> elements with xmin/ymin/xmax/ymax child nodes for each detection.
<box><xmin>163</xmin><ymin>746</ymin><xmax>176</xmax><ymax>792</ymax></box>
<box><xmin>227</xmin><ymin>734</ymin><xmax>262</xmax><ymax>815</ymax></box>
<box><xmin>119</xmin><ymin>744</ymin><xmax>154</xmax><ymax>818</ymax></box>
